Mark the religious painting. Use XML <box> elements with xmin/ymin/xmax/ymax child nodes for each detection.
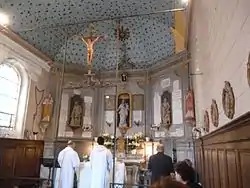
<box><xmin>116</xmin><ymin>93</ymin><xmax>132</xmax><ymax>128</ymax></box>
<box><xmin>204</xmin><ymin>110</ymin><xmax>209</xmax><ymax>132</ymax></box>
<box><xmin>247</xmin><ymin>52</ymin><xmax>250</xmax><ymax>86</ymax></box>
<box><xmin>161</xmin><ymin>91</ymin><xmax>172</xmax><ymax>129</ymax></box>
<box><xmin>132</xmin><ymin>94</ymin><xmax>144</xmax><ymax>110</ymax></box>
<box><xmin>104</xmin><ymin>95</ymin><xmax>115</xmax><ymax>110</ymax></box>
<box><xmin>222</xmin><ymin>81</ymin><xmax>235</xmax><ymax>119</ymax></box>
<box><xmin>40</xmin><ymin>93</ymin><xmax>54</xmax><ymax>133</ymax></box>
<box><xmin>210</xmin><ymin>99</ymin><xmax>219</xmax><ymax>127</ymax></box>
<box><xmin>184</xmin><ymin>90</ymin><xmax>195</xmax><ymax>125</ymax></box>
<box><xmin>41</xmin><ymin>93</ymin><xmax>54</xmax><ymax>123</ymax></box>
<box><xmin>68</xmin><ymin>95</ymin><xmax>84</xmax><ymax>129</ymax></box>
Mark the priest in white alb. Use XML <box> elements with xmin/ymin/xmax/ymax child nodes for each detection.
<box><xmin>57</xmin><ymin>140</ymin><xmax>80</xmax><ymax>188</ymax></box>
<box><xmin>90</xmin><ymin>136</ymin><xmax>113</xmax><ymax>188</ymax></box>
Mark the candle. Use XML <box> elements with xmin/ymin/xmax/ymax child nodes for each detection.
<box><xmin>126</xmin><ymin>136</ymin><xmax>129</xmax><ymax>154</ymax></box>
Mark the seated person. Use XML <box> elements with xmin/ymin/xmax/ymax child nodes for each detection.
<box><xmin>175</xmin><ymin>161</ymin><xmax>202</xmax><ymax>188</ymax></box>
<box><xmin>183</xmin><ymin>159</ymin><xmax>200</xmax><ymax>184</ymax></box>
<box><xmin>151</xmin><ymin>176</ymin><xmax>188</xmax><ymax>188</ymax></box>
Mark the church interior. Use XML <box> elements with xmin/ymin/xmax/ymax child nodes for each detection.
<box><xmin>0</xmin><ymin>0</ymin><xmax>250</xmax><ymax>187</ymax></box>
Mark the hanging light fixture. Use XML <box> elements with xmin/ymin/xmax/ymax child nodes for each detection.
<box><xmin>0</xmin><ymin>12</ymin><xmax>9</xmax><ymax>26</ymax></box>
<box><xmin>181</xmin><ymin>0</ymin><xmax>189</xmax><ymax>5</ymax></box>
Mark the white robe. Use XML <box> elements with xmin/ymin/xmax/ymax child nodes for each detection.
<box><xmin>90</xmin><ymin>145</ymin><xmax>113</xmax><ymax>188</ymax></box>
<box><xmin>58</xmin><ymin>146</ymin><xmax>80</xmax><ymax>188</ymax></box>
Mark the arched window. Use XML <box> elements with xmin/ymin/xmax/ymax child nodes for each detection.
<box><xmin>0</xmin><ymin>64</ymin><xmax>21</xmax><ymax>129</ymax></box>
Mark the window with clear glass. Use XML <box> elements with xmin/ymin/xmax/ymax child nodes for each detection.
<box><xmin>0</xmin><ymin>64</ymin><xmax>21</xmax><ymax>129</ymax></box>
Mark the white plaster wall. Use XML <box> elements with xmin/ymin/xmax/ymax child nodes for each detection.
<box><xmin>190</xmin><ymin>0</ymin><xmax>250</xmax><ymax>132</ymax></box>
<box><xmin>0</xmin><ymin>33</ymin><xmax>50</xmax><ymax>138</ymax></box>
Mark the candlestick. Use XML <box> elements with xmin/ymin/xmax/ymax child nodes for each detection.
<box><xmin>126</xmin><ymin>136</ymin><xmax>129</xmax><ymax>154</ymax></box>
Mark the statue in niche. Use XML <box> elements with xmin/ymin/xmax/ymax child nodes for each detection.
<box><xmin>117</xmin><ymin>93</ymin><xmax>131</xmax><ymax>130</ymax></box>
<box><xmin>70</xmin><ymin>101</ymin><xmax>83</xmax><ymax>128</ymax></box>
<box><xmin>117</xmin><ymin>99</ymin><xmax>129</xmax><ymax>127</ymax></box>
<box><xmin>68</xmin><ymin>95</ymin><xmax>84</xmax><ymax>129</ymax></box>
<box><xmin>161</xmin><ymin>91</ymin><xmax>172</xmax><ymax>129</ymax></box>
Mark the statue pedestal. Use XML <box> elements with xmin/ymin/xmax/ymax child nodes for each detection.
<box><xmin>123</xmin><ymin>155</ymin><xmax>144</xmax><ymax>187</ymax></box>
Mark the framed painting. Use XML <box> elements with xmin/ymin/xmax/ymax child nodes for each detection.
<box><xmin>116</xmin><ymin>93</ymin><xmax>132</xmax><ymax>128</ymax></box>
<box><xmin>104</xmin><ymin>95</ymin><xmax>115</xmax><ymax>110</ymax></box>
<box><xmin>132</xmin><ymin>94</ymin><xmax>144</xmax><ymax>110</ymax></box>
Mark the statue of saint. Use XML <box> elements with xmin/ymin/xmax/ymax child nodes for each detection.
<box><xmin>184</xmin><ymin>90</ymin><xmax>195</xmax><ymax>121</ymax></box>
<box><xmin>117</xmin><ymin>99</ymin><xmax>129</xmax><ymax>127</ymax></box>
<box><xmin>79</xmin><ymin>35</ymin><xmax>105</xmax><ymax>64</ymax></box>
<box><xmin>41</xmin><ymin>93</ymin><xmax>54</xmax><ymax>122</ymax></box>
<box><xmin>161</xmin><ymin>98</ymin><xmax>171</xmax><ymax>127</ymax></box>
<box><xmin>222</xmin><ymin>81</ymin><xmax>235</xmax><ymax>119</ymax></box>
<box><xmin>70</xmin><ymin>101</ymin><xmax>83</xmax><ymax>128</ymax></box>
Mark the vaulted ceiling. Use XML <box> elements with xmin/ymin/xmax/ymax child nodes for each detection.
<box><xmin>0</xmin><ymin>0</ymin><xmax>187</xmax><ymax>70</ymax></box>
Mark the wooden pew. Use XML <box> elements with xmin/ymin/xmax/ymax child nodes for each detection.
<box><xmin>194</xmin><ymin>112</ymin><xmax>250</xmax><ymax>188</ymax></box>
<box><xmin>0</xmin><ymin>138</ymin><xmax>44</xmax><ymax>188</ymax></box>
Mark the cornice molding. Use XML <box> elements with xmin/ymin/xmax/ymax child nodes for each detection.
<box><xmin>53</xmin><ymin>50</ymin><xmax>189</xmax><ymax>79</ymax></box>
<box><xmin>0</xmin><ymin>32</ymin><xmax>51</xmax><ymax>81</ymax></box>
<box><xmin>0</xmin><ymin>26</ymin><xmax>52</xmax><ymax>63</ymax></box>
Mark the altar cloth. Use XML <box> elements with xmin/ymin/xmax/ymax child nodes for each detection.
<box><xmin>54</xmin><ymin>161</ymin><xmax>126</xmax><ymax>188</ymax></box>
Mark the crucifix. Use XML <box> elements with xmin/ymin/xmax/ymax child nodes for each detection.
<box><xmin>78</xmin><ymin>24</ymin><xmax>106</xmax><ymax>68</ymax></box>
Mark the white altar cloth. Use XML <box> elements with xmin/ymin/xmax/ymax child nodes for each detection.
<box><xmin>54</xmin><ymin>161</ymin><xmax>126</xmax><ymax>188</ymax></box>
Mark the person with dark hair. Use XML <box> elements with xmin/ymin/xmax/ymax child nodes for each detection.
<box><xmin>175</xmin><ymin>161</ymin><xmax>202</xmax><ymax>188</ymax></box>
<box><xmin>151</xmin><ymin>176</ymin><xmax>188</xmax><ymax>188</ymax></box>
<box><xmin>90</xmin><ymin>136</ymin><xmax>113</xmax><ymax>188</ymax></box>
<box><xmin>148</xmin><ymin>144</ymin><xmax>174</xmax><ymax>184</ymax></box>
<box><xmin>97</xmin><ymin>136</ymin><xmax>105</xmax><ymax>145</ymax></box>
<box><xmin>183</xmin><ymin>159</ymin><xmax>200</xmax><ymax>184</ymax></box>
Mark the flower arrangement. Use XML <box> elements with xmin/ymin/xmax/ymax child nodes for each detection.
<box><xmin>101</xmin><ymin>132</ymin><xmax>145</xmax><ymax>151</ymax></box>
<box><xmin>126</xmin><ymin>132</ymin><xmax>145</xmax><ymax>151</ymax></box>
<box><xmin>133</xmin><ymin>132</ymin><xmax>145</xmax><ymax>142</ymax></box>
<box><xmin>102</xmin><ymin>133</ymin><xmax>115</xmax><ymax>149</ymax></box>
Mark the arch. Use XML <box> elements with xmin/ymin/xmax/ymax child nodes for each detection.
<box><xmin>0</xmin><ymin>59</ymin><xmax>29</xmax><ymax>137</ymax></box>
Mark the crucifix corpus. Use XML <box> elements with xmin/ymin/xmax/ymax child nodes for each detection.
<box><xmin>78</xmin><ymin>25</ymin><xmax>106</xmax><ymax>68</ymax></box>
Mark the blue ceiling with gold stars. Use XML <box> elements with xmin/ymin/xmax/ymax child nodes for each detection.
<box><xmin>0</xmin><ymin>0</ymin><xmax>186</xmax><ymax>70</ymax></box>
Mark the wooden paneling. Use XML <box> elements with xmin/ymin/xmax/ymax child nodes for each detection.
<box><xmin>0</xmin><ymin>138</ymin><xmax>44</xmax><ymax>187</ymax></box>
<box><xmin>195</xmin><ymin>112</ymin><xmax>250</xmax><ymax>188</ymax></box>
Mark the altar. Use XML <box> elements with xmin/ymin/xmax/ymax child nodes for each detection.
<box><xmin>54</xmin><ymin>161</ymin><xmax>126</xmax><ymax>188</ymax></box>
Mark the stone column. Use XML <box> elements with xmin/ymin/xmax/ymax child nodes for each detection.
<box><xmin>97</xmin><ymin>88</ymin><xmax>105</xmax><ymax>135</ymax></box>
<box><xmin>92</xmin><ymin>88</ymin><xmax>99</xmax><ymax>136</ymax></box>
<box><xmin>144</xmin><ymin>82</ymin><xmax>153</xmax><ymax>136</ymax></box>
